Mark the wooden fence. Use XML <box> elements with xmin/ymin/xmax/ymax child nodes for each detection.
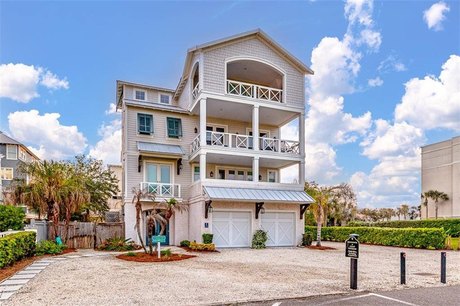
<box><xmin>47</xmin><ymin>221</ymin><xmax>124</xmax><ymax>249</ymax></box>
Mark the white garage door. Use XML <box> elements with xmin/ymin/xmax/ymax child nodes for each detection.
<box><xmin>213</xmin><ymin>211</ymin><xmax>251</xmax><ymax>247</ymax></box>
<box><xmin>261</xmin><ymin>212</ymin><xmax>295</xmax><ymax>246</ymax></box>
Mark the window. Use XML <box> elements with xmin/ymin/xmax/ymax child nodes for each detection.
<box><xmin>228</xmin><ymin>170</ymin><xmax>235</xmax><ymax>180</ymax></box>
<box><xmin>0</xmin><ymin>168</ymin><xmax>13</xmax><ymax>180</ymax></box>
<box><xmin>138</xmin><ymin>113</ymin><xmax>153</xmax><ymax>135</ymax></box>
<box><xmin>135</xmin><ymin>90</ymin><xmax>146</xmax><ymax>101</ymax></box>
<box><xmin>6</xmin><ymin>145</ymin><xmax>17</xmax><ymax>160</ymax></box>
<box><xmin>268</xmin><ymin>170</ymin><xmax>277</xmax><ymax>183</ymax></box>
<box><xmin>19</xmin><ymin>147</ymin><xmax>27</xmax><ymax>161</ymax></box>
<box><xmin>167</xmin><ymin>117</ymin><xmax>182</xmax><ymax>138</ymax></box>
<box><xmin>159</xmin><ymin>94</ymin><xmax>170</xmax><ymax>104</ymax></box>
<box><xmin>237</xmin><ymin>170</ymin><xmax>245</xmax><ymax>180</ymax></box>
<box><xmin>218</xmin><ymin>169</ymin><xmax>225</xmax><ymax>180</ymax></box>
<box><xmin>247</xmin><ymin>171</ymin><xmax>253</xmax><ymax>181</ymax></box>
<box><xmin>193</xmin><ymin>166</ymin><xmax>200</xmax><ymax>182</ymax></box>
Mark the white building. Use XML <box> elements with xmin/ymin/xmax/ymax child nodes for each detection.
<box><xmin>117</xmin><ymin>29</ymin><xmax>314</xmax><ymax>247</ymax></box>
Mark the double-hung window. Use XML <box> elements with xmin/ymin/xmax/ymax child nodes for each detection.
<box><xmin>167</xmin><ymin>117</ymin><xmax>182</xmax><ymax>138</ymax></box>
<box><xmin>6</xmin><ymin>145</ymin><xmax>17</xmax><ymax>160</ymax></box>
<box><xmin>159</xmin><ymin>94</ymin><xmax>170</xmax><ymax>104</ymax></box>
<box><xmin>138</xmin><ymin>113</ymin><xmax>153</xmax><ymax>135</ymax></box>
<box><xmin>135</xmin><ymin>90</ymin><xmax>146</xmax><ymax>101</ymax></box>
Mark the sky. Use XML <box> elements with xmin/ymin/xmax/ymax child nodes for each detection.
<box><xmin>0</xmin><ymin>0</ymin><xmax>459</xmax><ymax>209</ymax></box>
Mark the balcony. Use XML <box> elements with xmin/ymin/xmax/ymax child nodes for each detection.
<box><xmin>192</xmin><ymin>82</ymin><xmax>200</xmax><ymax>101</ymax></box>
<box><xmin>226</xmin><ymin>79</ymin><xmax>283</xmax><ymax>103</ymax></box>
<box><xmin>190</xmin><ymin>132</ymin><xmax>300</xmax><ymax>155</ymax></box>
<box><xmin>140</xmin><ymin>182</ymin><xmax>181</xmax><ymax>198</ymax></box>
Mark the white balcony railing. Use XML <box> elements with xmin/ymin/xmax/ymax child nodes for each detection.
<box><xmin>190</xmin><ymin>131</ymin><xmax>300</xmax><ymax>155</ymax></box>
<box><xmin>192</xmin><ymin>82</ymin><xmax>200</xmax><ymax>101</ymax></box>
<box><xmin>226</xmin><ymin>79</ymin><xmax>283</xmax><ymax>103</ymax></box>
<box><xmin>140</xmin><ymin>182</ymin><xmax>181</xmax><ymax>198</ymax></box>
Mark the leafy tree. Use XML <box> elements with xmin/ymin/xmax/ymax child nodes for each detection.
<box><xmin>426</xmin><ymin>190</ymin><xmax>449</xmax><ymax>219</ymax></box>
<box><xmin>400</xmin><ymin>204</ymin><xmax>410</xmax><ymax>220</ymax></box>
<box><xmin>0</xmin><ymin>205</ymin><xmax>25</xmax><ymax>232</ymax></box>
<box><xmin>409</xmin><ymin>206</ymin><xmax>419</xmax><ymax>220</ymax></box>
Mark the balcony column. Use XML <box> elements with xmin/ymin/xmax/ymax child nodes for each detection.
<box><xmin>252</xmin><ymin>105</ymin><xmax>259</xmax><ymax>151</ymax></box>
<box><xmin>199</xmin><ymin>98</ymin><xmax>207</xmax><ymax>147</ymax></box>
<box><xmin>299</xmin><ymin>112</ymin><xmax>305</xmax><ymax>156</ymax></box>
<box><xmin>299</xmin><ymin>160</ymin><xmax>305</xmax><ymax>186</ymax></box>
<box><xmin>252</xmin><ymin>156</ymin><xmax>259</xmax><ymax>182</ymax></box>
<box><xmin>199</xmin><ymin>153</ymin><xmax>206</xmax><ymax>181</ymax></box>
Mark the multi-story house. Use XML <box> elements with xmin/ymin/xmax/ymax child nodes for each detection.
<box><xmin>117</xmin><ymin>29</ymin><xmax>314</xmax><ymax>247</ymax></box>
<box><xmin>0</xmin><ymin>131</ymin><xmax>40</xmax><ymax>202</ymax></box>
<box><xmin>421</xmin><ymin>136</ymin><xmax>460</xmax><ymax>218</ymax></box>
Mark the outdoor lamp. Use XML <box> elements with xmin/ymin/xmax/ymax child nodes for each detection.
<box><xmin>210</xmin><ymin>171</ymin><xmax>214</xmax><ymax>178</ymax></box>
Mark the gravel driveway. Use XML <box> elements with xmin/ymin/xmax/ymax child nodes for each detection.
<box><xmin>5</xmin><ymin>242</ymin><xmax>460</xmax><ymax>305</ymax></box>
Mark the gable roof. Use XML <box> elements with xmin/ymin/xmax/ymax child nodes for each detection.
<box><xmin>174</xmin><ymin>29</ymin><xmax>313</xmax><ymax>99</ymax></box>
<box><xmin>0</xmin><ymin>131</ymin><xmax>40</xmax><ymax>160</ymax></box>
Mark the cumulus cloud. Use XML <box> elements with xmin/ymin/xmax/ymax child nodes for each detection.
<box><xmin>88</xmin><ymin>119</ymin><xmax>121</xmax><ymax>165</ymax></box>
<box><xmin>395</xmin><ymin>55</ymin><xmax>460</xmax><ymax>131</ymax></box>
<box><xmin>8</xmin><ymin>110</ymin><xmax>87</xmax><ymax>160</ymax></box>
<box><xmin>368</xmin><ymin>77</ymin><xmax>383</xmax><ymax>87</ymax></box>
<box><xmin>105</xmin><ymin>103</ymin><xmax>118</xmax><ymax>115</ymax></box>
<box><xmin>423</xmin><ymin>1</ymin><xmax>450</xmax><ymax>31</ymax></box>
<box><xmin>378</xmin><ymin>54</ymin><xmax>407</xmax><ymax>73</ymax></box>
<box><xmin>0</xmin><ymin>63</ymin><xmax>69</xmax><ymax>103</ymax></box>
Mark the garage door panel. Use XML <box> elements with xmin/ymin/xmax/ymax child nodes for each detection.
<box><xmin>213</xmin><ymin>211</ymin><xmax>251</xmax><ymax>248</ymax></box>
<box><xmin>261</xmin><ymin>212</ymin><xmax>295</xmax><ymax>247</ymax></box>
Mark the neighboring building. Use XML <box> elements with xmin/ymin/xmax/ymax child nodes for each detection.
<box><xmin>421</xmin><ymin>136</ymin><xmax>460</xmax><ymax>219</ymax></box>
<box><xmin>117</xmin><ymin>29</ymin><xmax>314</xmax><ymax>247</ymax></box>
<box><xmin>107</xmin><ymin>164</ymin><xmax>122</xmax><ymax>211</ymax></box>
<box><xmin>0</xmin><ymin>132</ymin><xmax>40</xmax><ymax>201</ymax></box>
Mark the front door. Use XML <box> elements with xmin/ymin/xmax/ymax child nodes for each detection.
<box><xmin>146</xmin><ymin>163</ymin><xmax>172</xmax><ymax>196</ymax></box>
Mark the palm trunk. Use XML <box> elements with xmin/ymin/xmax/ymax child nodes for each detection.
<box><xmin>425</xmin><ymin>204</ymin><xmax>428</xmax><ymax>219</ymax></box>
<box><xmin>435</xmin><ymin>201</ymin><xmax>438</xmax><ymax>219</ymax></box>
<box><xmin>316</xmin><ymin>207</ymin><xmax>322</xmax><ymax>247</ymax></box>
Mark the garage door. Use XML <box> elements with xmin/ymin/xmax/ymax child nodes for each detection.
<box><xmin>261</xmin><ymin>212</ymin><xmax>295</xmax><ymax>246</ymax></box>
<box><xmin>213</xmin><ymin>211</ymin><xmax>251</xmax><ymax>247</ymax></box>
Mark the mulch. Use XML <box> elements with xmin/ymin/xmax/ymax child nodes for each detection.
<box><xmin>116</xmin><ymin>252</ymin><xmax>196</xmax><ymax>262</ymax></box>
<box><xmin>306</xmin><ymin>245</ymin><xmax>337</xmax><ymax>251</ymax></box>
<box><xmin>60</xmin><ymin>248</ymin><xmax>77</xmax><ymax>255</ymax></box>
<box><xmin>179</xmin><ymin>246</ymin><xmax>220</xmax><ymax>253</ymax></box>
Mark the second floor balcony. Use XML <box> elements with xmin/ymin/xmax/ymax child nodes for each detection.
<box><xmin>140</xmin><ymin>182</ymin><xmax>181</xmax><ymax>199</ymax></box>
<box><xmin>190</xmin><ymin>132</ymin><xmax>300</xmax><ymax>156</ymax></box>
<box><xmin>226</xmin><ymin>79</ymin><xmax>282</xmax><ymax>103</ymax></box>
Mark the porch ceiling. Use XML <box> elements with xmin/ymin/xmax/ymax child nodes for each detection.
<box><xmin>190</xmin><ymin>152</ymin><xmax>298</xmax><ymax>169</ymax></box>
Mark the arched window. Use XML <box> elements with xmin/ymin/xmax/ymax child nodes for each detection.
<box><xmin>191</xmin><ymin>62</ymin><xmax>200</xmax><ymax>100</ymax></box>
<box><xmin>226</xmin><ymin>59</ymin><xmax>284</xmax><ymax>102</ymax></box>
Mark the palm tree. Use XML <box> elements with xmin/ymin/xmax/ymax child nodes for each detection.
<box><xmin>395</xmin><ymin>207</ymin><xmax>401</xmax><ymax>220</ymax></box>
<box><xmin>400</xmin><ymin>204</ymin><xmax>410</xmax><ymax>220</ymax></box>
<box><xmin>132</xmin><ymin>187</ymin><xmax>154</xmax><ymax>253</ymax></box>
<box><xmin>305</xmin><ymin>182</ymin><xmax>335</xmax><ymax>247</ymax></box>
<box><xmin>426</xmin><ymin>190</ymin><xmax>449</xmax><ymax>219</ymax></box>
<box><xmin>421</xmin><ymin>192</ymin><xmax>429</xmax><ymax>219</ymax></box>
<box><xmin>145</xmin><ymin>210</ymin><xmax>167</xmax><ymax>255</ymax></box>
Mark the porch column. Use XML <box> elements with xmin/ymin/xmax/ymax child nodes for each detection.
<box><xmin>299</xmin><ymin>112</ymin><xmax>305</xmax><ymax>156</ymax></box>
<box><xmin>252</xmin><ymin>156</ymin><xmax>259</xmax><ymax>182</ymax></box>
<box><xmin>200</xmin><ymin>98</ymin><xmax>207</xmax><ymax>147</ymax></box>
<box><xmin>199</xmin><ymin>153</ymin><xmax>206</xmax><ymax>181</ymax></box>
<box><xmin>299</xmin><ymin>160</ymin><xmax>305</xmax><ymax>186</ymax></box>
<box><xmin>252</xmin><ymin>105</ymin><xmax>259</xmax><ymax>151</ymax></box>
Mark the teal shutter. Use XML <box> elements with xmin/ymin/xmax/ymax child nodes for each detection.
<box><xmin>138</xmin><ymin>114</ymin><xmax>153</xmax><ymax>134</ymax></box>
<box><xmin>167</xmin><ymin>118</ymin><xmax>182</xmax><ymax>138</ymax></box>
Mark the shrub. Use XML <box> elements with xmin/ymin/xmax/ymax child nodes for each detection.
<box><xmin>160</xmin><ymin>248</ymin><xmax>172</xmax><ymax>257</ymax></box>
<box><xmin>0</xmin><ymin>205</ymin><xmax>25</xmax><ymax>232</ymax></box>
<box><xmin>36</xmin><ymin>240</ymin><xmax>66</xmax><ymax>256</ymax></box>
<box><xmin>305</xmin><ymin>226</ymin><xmax>447</xmax><ymax>249</ymax></box>
<box><xmin>202</xmin><ymin>233</ymin><xmax>213</xmax><ymax>244</ymax></box>
<box><xmin>126</xmin><ymin>251</ymin><xmax>136</xmax><ymax>257</ymax></box>
<box><xmin>251</xmin><ymin>230</ymin><xmax>268</xmax><ymax>249</ymax></box>
<box><xmin>302</xmin><ymin>232</ymin><xmax>313</xmax><ymax>246</ymax></box>
<box><xmin>97</xmin><ymin>237</ymin><xmax>140</xmax><ymax>251</ymax></box>
<box><xmin>189</xmin><ymin>241</ymin><xmax>216</xmax><ymax>251</ymax></box>
<box><xmin>348</xmin><ymin>219</ymin><xmax>460</xmax><ymax>237</ymax></box>
<box><xmin>180</xmin><ymin>240</ymin><xmax>190</xmax><ymax>247</ymax></box>
<box><xmin>0</xmin><ymin>231</ymin><xmax>36</xmax><ymax>268</ymax></box>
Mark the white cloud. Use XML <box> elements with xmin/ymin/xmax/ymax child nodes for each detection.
<box><xmin>105</xmin><ymin>103</ymin><xmax>118</xmax><ymax>115</ymax></box>
<box><xmin>0</xmin><ymin>63</ymin><xmax>69</xmax><ymax>103</ymax></box>
<box><xmin>423</xmin><ymin>1</ymin><xmax>450</xmax><ymax>31</ymax></box>
<box><xmin>368</xmin><ymin>77</ymin><xmax>383</xmax><ymax>87</ymax></box>
<box><xmin>395</xmin><ymin>55</ymin><xmax>460</xmax><ymax>131</ymax></box>
<box><xmin>8</xmin><ymin>110</ymin><xmax>87</xmax><ymax>160</ymax></box>
<box><xmin>88</xmin><ymin>119</ymin><xmax>121</xmax><ymax>165</ymax></box>
<box><xmin>40</xmin><ymin>70</ymin><xmax>69</xmax><ymax>90</ymax></box>
<box><xmin>378</xmin><ymin>55</ymin><xmax>407</xmax><ymax>73</ymax></box>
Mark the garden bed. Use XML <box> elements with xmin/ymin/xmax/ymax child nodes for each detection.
<box><xmin>179</xmin><ymin>246</ymin><xmax>219</xmax><ymax>253</ymax></box>
<box><xmin>0</xmin><ymin>255</ymin><xmax>46</xmax><ymax>282</ymax></box>
<box><xmin>306</xmin><ymin>245</ymin><xmax>337</xmax><ymax>251</ymax></box>
<box><xmin>116</xmin><ymin>252</ymin><xmax>196</xmax><ymax>262</ymax></box>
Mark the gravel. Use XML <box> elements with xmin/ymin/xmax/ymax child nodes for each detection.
<box><xmin>5</xmin><ymin>242</ymin><xmax>460</xmax><ymax>305</ymax></box>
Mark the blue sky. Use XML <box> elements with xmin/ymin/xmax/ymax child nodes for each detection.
<box><xmin>1</xmin><ymin>0</ymin><xmax>459</xmax><ymax>208</ymax></box>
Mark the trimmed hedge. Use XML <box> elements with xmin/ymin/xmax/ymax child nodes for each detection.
<box><xmin>0</xmin><ymin>231</ymin><xmax>36</xmax><ymax>268</ymax></box>
<box><xmin>348</xmin><ymin>219</ymin><xmax>460</xmax><ymax>237</ymax></box>
<box><xmin>305</xmin><ymin>226</ymin><xmax>447</xmax><ymax>249</ymax></box>
<box><xmin>0</xmin><ymin>205</ymin><xmax>25</xmax><ymax>232</ymax></box>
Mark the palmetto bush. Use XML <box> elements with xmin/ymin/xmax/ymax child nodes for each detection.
<box><xmin>97</xmin><ymin>237</ymin><xmax>140</xmax><ymax>251</ymax></box>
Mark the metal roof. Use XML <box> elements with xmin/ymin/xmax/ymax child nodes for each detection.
<box><xmin>203</xmin><ymin>186</ymin><xmax>314</xmax><ymax>203</ymax></box>
<box><xmin>137</xmin><ymin>142</ymin><xmax>184</xmax><ymax>155</ymax></box>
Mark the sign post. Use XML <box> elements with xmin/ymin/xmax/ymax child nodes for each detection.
<box><xmin>152</xmin><ymin>235</ymin><xmax>166</xmax><ymax>259</ymax></box>
<box><xmin>345</xmin><ymin>234</ymin><xmax>359</xmax><ymax>290</ymax></box>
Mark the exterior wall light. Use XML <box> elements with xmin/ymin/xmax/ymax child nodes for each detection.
<box><xmin>210</xmin><ymin>171</ymin><xmax>214</xmax><ymax>178</ymax></box>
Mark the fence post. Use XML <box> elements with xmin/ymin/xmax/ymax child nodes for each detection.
<box><xmin>441</xmin><ymin>252</ymin><xmax>446</xmax><ymax>284</ymax></box>
<box><xmin>400</xmin><ymin>252</ymin><xmax>406</xmax><ymax>285</ymax></box>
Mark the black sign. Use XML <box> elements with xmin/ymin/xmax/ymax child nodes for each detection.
<box><xmin>345</xmin><ymin>237</ymin><xmax>359</xmax><ymax>258</ymax></box>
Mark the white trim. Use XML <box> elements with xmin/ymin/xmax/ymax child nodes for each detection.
<box><xmin>133</xmin><ymin>88</ymin><xmax>147</xmax><ymax>101</ymax></box>
<box><xmin>206</xmin><ymin>123</ymin><xmax>228</xmax><ymax>133</ymax></box>
<box><xmin>158</xmin><ymin>93</ymin><xmax>172</xmax><ymax>105</ymax></box>
<box><xmin>215</xmin><ymin>165</ymin><xmax>253</xmax><ymax>181</ymax></box>
<box><xmin>6</xmin><ymin>144</ymin><xmax>17</xmax><ymax>160</ymax></box>
<box><xmin>246</xmin><ymin>128</ymin><xmax>270</xmax><ymax>137</ymax></box>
